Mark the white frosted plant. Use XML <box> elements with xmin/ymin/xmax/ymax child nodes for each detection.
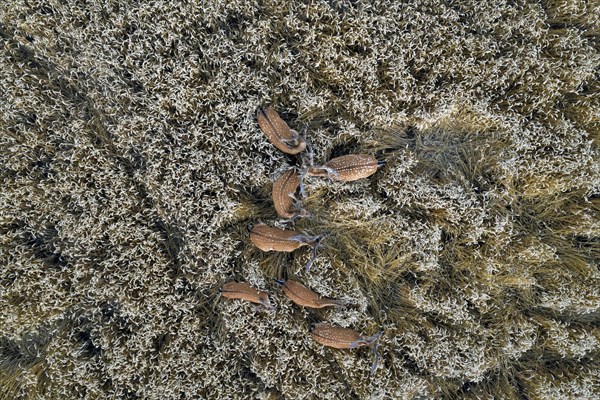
<box><xmin>400</xmin><ymin>326</ymin><xmax>493</xmax><ymax>382</ymax></box>
<box><xmin>542</xmin><ymin>320</ymin><xmax>599</xmax><ymax>360</ymax></box>
<box><xmin>521</xmin><ymin>366</ymin><xmax>600</xmax><ymax>400</ymax></box>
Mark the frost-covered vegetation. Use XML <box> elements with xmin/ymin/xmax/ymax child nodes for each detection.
<box><xmin>1</xmin><ymin>0</ymin><xmax>599</xmax><ymax>399</ymax></box>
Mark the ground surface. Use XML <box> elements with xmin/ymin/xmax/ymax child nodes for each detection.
<box><xmin>1</xmin><ymin>1</ymin><xmax>599</xmax><ymax>399</ymax></box>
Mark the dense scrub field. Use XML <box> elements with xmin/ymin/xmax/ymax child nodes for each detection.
<box><xmin>1</xmin><ymin>1</ymin><xmax>599</xmax><ymax>399</ymax></box>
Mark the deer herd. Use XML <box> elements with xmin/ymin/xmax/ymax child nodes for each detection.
<box><xmin>220</xmin><ymin>107</ymin><xmax>384</xmax><ymax>373</ymax></box>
